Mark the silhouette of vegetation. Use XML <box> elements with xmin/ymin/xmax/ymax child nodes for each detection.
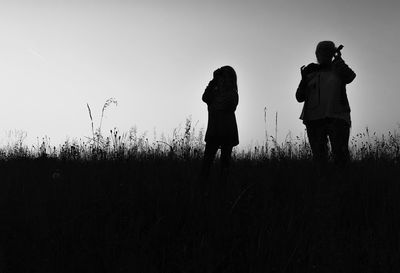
<box><xmin>0</xmin><ymin>108</ymin><xmax>399</xmax><ymax>272</ymax></box>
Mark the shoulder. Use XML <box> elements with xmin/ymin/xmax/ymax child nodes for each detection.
<box><xmin>304</xmin><ymin>63</ymin><xmax>319</xmax><ymax>73</ymax></box>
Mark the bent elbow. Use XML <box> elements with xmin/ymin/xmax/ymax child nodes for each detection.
<box><xmin>296</xmin><ymin>95</ymin><xmax>303</xmax><ymax>103</ymax></box>
<box><xmin>345</xmin><ymin>72</ymin><xmax>356</xmax><ymax>84</ymax></box>
<box><xmin>296</xmin><ymin>91</ymin><xmax>305</xmax><ymax>103</ymax></box>
<box><xmin>350</xmin><ymin>71</ymin><xmax>356</xmax><ymax>82</ymax></box>
<box><xmin>296</xmin><ymin>81</ymin><xmax>307</xmax><ymax>102</ymax></box>
<box><xmin>202</xmin><ymin>93</ymin><xmax>209</xmax><ymax>103</ymax></box>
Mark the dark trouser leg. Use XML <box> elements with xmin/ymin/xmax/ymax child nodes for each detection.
<box><xmin>218</xmin><ymin>145</ymin><xmax>233</xmax><ymax>197</ymax></box>
<box><xmin>220</xmin><ymin>145</ymin><xmax>233</xmax><ymax>172</ymax></box>
<box><xmin>200</xmin><ymin>142</ymin><xmax>219</xmax><ymax>179</ymax></box>
<box><xmin>327</xmin><ymin>118</ymin><xmax>350</xmax><ymax>167</ymax></box>
<box><xmin>306</xmin><ymin>119</ymin><xmax>329</xmax><ymax>175</ymax></box>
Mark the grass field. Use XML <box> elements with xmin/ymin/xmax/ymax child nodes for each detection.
<box><xmin>0</xmin><ymin>120</ymin><xmax>399</xmax><ymax>273</ymax></box>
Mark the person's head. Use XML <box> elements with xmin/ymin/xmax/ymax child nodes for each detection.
<box><xmin>316</xmin><ymin>41</ymin><xmax>336</xmax><ymax>65</ymax></box>
<box><xmin>213</xmin><ymin>65</ymin><xmax>238</xmax><ymax>92</ymax></box>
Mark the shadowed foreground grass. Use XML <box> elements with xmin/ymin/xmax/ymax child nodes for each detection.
<box><xmin>1</xmin><ymin>156</ymin><xmax>399</xmax><ymax>273</ymax></box>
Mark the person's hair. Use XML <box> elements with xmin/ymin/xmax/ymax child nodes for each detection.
<box><xmin>218</xmin><ymin>66</ymin><xmax>238</xmax><ymax>93</ymax></box>
<box><xmin>315</xmin><ymin>40</ymin><xmax>336</xmax><ymax>57</ymax></box>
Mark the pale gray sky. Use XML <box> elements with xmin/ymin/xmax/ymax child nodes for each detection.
<box><xmin>0</xmin><ymin>0</ymin><xmax>399</xmax><ymax>148</ymax></box>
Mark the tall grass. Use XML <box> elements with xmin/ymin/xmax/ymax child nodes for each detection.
<box><xmin>0</xmin><ymin>99</ymin><xmax>398</xmax><ymax>162</ymax></box>
<box><xmin>1</xmin><ymin>120</ymin><xmax>399</xmax><ymax>162</ymax></box>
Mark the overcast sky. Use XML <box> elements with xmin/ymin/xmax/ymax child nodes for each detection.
<box><xmin>0</xmin><ymin>0</ymin><xmax>399</xmax><ymax>149</ymax></box>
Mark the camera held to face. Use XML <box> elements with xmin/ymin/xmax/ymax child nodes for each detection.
<box><xmin>210</xmin><ymin>68</ymin><xmax>224</xmax><ymax>91</ymax></box>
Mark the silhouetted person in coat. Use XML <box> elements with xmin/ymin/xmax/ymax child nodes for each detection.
<box><xmin>296</xmin><ymin>41</ymin><xmax>356</xmax><ymax>172</ymax></box>
<box><xmin>200</xmin><ymin>66</ymin><xmax>239</xmax><ymax>182</ymax></box>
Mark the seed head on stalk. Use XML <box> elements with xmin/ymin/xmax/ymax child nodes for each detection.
<box><xmin>87</xmin><ymin>103</ymin><xmax>94</xmax><ymax>141</ymax></box>
<box><xmin>99</xmin><ymin>98</ymin><xmax>118</xmax><ymax>135</ymax></box>
<box><xmin>86</xmin><ymin>98</ymin><xmax>118</xmax><ymax>149</ymax></box>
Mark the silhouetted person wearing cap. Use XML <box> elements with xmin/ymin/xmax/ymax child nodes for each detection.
<box><xmin>200</xmin><ymin>66</ymin><xmax>239</xmax><ymax>184</ymax></box>
<box><xmin>296</xmin><ymin>41</ymin><xmax>356</xmax><ymax>173</ymax></box>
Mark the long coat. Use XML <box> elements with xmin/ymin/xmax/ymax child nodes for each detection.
<box><xmin>202</xmin><ymin>83</ymin><xmax>239</xmax><ymax>146</ymax></box>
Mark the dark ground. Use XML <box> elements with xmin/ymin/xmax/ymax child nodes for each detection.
<box><xmin>0</xmin><ymin>157</ymin><xmax>399</xmax><ymax>273</ymax></box>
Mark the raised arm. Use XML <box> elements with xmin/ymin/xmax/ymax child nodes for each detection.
<box><xmin>202</xmin><ymin>80</ymin><xmax>216</xmax><ymax>104</ymax></box>
<box><xmin>295</xmin><ymin>63</ymin><xmax>318</xmax><ymax>102</ymax></box>
<box><xmin>296</xmin><ymin>78</ymin><xmax>307</xmax><ymax>103</ymax></box>
<box><xmin>333</xmin><ymin>57</ymin><xmax>356</xmax><ymax>84</ymax></box>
